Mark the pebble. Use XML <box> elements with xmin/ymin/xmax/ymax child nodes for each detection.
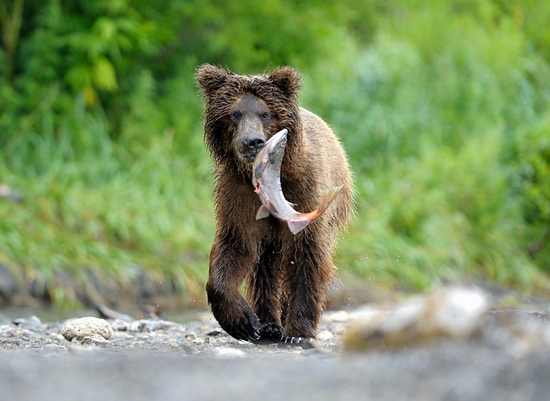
<box><xmin>323</xmin><ymin>310</ymin><xmax>350</xmax><ymax>323</ymax></box>
<box><xmin>41</xmin><ymin>344</ymin><xmax>68</xmax><ymax>351</ymax></box>
<box><xmin>129</xmin><ymin>320</ymin><xmax>178</xmax><ymax>332</ymax></box>
<box><xmin>317</xmin><ymin>330</ymin><xmax>334</xmax><ymax>342</ymax></box>
<box><xmin>80</xmin><ymin>335</ymin><xmax>110</xmax><ymax>346</ymax></box>
<box><xmin>12</xmin><ymin>316</ymin><xmax>42</xmax><ymax>329</ymax></box>
<box><xmin>214</xmin><ymin>347</ymin><xmax>246</xmax><ymax>358</ymax></box>
<box><xmin>110</xmin><ymin>319</ymin><xmax>130</xmax><ymax>332</ymax></box>
<box><xmin>327</xmin><ymin>323</ymin><xmax>348</xmax><ymax>335</ymax></box>
<box><xmin>113</xmin><ymin>331</ymin><xmax>132</xmax><ymax>339</ymax></box>
<box><xmin>61</xmin><ymin>317</ymin><xmax>114</xmax><ymax>342</ymax></box>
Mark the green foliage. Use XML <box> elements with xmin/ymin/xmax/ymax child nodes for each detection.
<box><xmin>1</xmin><ymin>0</ymin><xmax>550</xmax><ymax>305</ymax></box>
<box><xmin>1</xmin><ymin>122</ymin><xmax>213</xmax><ymax>302</ymax></box>
<box><xmin>338</xmin><ymin>132</ymin><xmax>539</xmax><ymax>289</ymax></box>
<box><xmin>305</xmin><ymin>0</ymin><xmax>550</xmax><ymax>289</ymax></box>
<box><xmin>516</xmin><ymin>112</ymin><xmax>550</xmax><ymax>269</ymax></box>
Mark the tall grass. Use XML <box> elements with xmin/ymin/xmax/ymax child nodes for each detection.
<box><xmin>336</xmin><ymin>132</ymin><xmax>540</xmax><ymax>290</ymax></box>
<box><xmin>302</xmin><ymin>3</ymin><xmax>550</xmax><ymax>291</ymax></box>
<box><xmin>1</xmin><ymin>81</ymin><xmax>215</xmax><ymax>305</ymax></box>
<box><xmin>1</xmin><ymin>1</ymin><xmax>550</xmax><ymax>306</ymax></box>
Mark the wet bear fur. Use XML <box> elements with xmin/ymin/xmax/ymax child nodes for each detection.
<box><xmin>196</xmin><ymin>64</ymin><xmax>354</xmax><ymax>344</ymax></box>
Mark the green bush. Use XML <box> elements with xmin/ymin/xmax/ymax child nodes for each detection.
<box><xmin>1</xmin><ymin>0</ymin><xmax>549</xmax><ymax>306</ymax></box>
<box><xmin>302</xmin><ymin>0</ymin><xmax>550</xmax><ymax>289</ymax></box>
<box><xmin>338</xmin><ymin>132</ymin><xmax>541</xmax><ymax>289</ymax></box>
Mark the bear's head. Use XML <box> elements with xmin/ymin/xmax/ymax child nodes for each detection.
<box><xmin>196</xmin><ymin>64</ymin><xmax>302</xmax><ymax>174</ymax></box>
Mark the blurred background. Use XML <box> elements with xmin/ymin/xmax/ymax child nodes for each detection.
<box><xmin>0</xmin><ymin>0</ymin><xmax>549</xmax><ymax>310</ymax></box>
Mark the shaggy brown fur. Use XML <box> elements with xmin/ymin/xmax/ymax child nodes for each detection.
<box><xmin>196</xmin><ymin>64</ymin><xmax>354</xmax><ymax>344</ymax></box>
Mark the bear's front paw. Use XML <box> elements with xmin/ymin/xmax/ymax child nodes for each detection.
<box><xmin>226</xmin><ymin>310</ymin><xmax>261</xmax><ymax>342</ymax></box>
<box><xmin>214</xmin><ymin>299</ymin><xmax>261</xmax><ymax>342</ymax></box>
<box><xmin>279</xmin><ymin>335</ymin><xmax>314</xmax><ymax>349</ymax></box>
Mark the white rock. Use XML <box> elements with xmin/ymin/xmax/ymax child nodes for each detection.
<box><xmin>324</xmin><ymin>310</ymin><xmax>350</xmax><ymax>323</ymax></box>
<box><xmin>329</xmin><ymin>323</ymin><xmax>348</xmax><ymax>335</ymax></box>
<box><xmin>343</xmin><ymin>287</ymin><xmax>489</xmax><ymax>352</ymax></box>
<box><xmin>61</xmin><ymin>317</ymin><xmax>114</xmax><ymax>342</ymax></box>
<box><xmin>214</xmin><ymin>347</ymin><xmax>246</xmax><ymax>358</ymax></box>
<box><xmin>317</xmin><ymin>330</ymin><xmax>334</xmax><ymax>341</ymax></box>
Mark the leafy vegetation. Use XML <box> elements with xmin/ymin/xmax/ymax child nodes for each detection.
<box><xmin>1</xmin><ymin>0</ymin><xmax>549</xmax><ymax>306</ymax></box>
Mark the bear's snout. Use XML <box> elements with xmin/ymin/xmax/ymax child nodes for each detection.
<box><xmin>236</xmin><ymin>132</ymin><xmax>267</xmax><ymax>162</ymax></box>
<box><xmin>237</xmin><ymin>134</ymin><xmax>265</xmax><ymax>163</ymax></box>
<box><xmin>243</xmin><ymin>135</ymin><xmax>266</xmax><ymax>152</ymax></box>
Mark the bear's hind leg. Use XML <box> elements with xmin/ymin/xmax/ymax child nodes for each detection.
<box><xmin>246</xmin><ymin>241</ymin><xmax>284</xmax><ymax>342</ymax></box>
<box><xmin>281</xmin><ymin>231</ymin><xmax>335</xmax><ymax>346</ymax></box>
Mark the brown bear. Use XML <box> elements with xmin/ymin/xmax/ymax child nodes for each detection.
<box><xmin>196</xmin><ymin>64</ymin><xmax>354</xmax><ymax>346</ymax></box>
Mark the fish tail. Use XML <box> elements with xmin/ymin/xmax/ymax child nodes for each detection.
<box><xmin>316</xmin><ymin>185</ymin><xmax>343</xmax><ymax>215</ymax></box>
<box><xmin>287</xmin><ymin>185</ymin><xmax>343</xmax><ymax>235</ymax></box>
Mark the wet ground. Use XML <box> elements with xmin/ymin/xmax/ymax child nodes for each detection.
<box><xmin>2</xmin><ymin>291</ymin><xmax>550</xmax><ymax>401</ymax></box>
<box><xmin>3</xmin><ymin>344</ymin><xmax>550</xmax><ymax>401</ymax></box>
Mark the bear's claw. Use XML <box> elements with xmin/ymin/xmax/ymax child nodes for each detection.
<box><xmin>228</xmin><ymin>326</ymin><xmax>260</xmax><ymax>342</ymax></box>
<box><xmin>279</xmin><ymin>335</ymin><xmax>314</xmax><ymax>349</ymax></box>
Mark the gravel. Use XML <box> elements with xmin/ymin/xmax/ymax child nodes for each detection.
<box><xmin>0</xmin><ymin>310</ymin><xmax>345</xmax><ymax>356</ymax></box>
<box><xmin>1</xmin><ymin>293</ymin><xmax>550</xmax><ymax>401</ymax></box>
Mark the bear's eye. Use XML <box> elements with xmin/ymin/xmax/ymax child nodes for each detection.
<box><xmin>260</xmin><ymin>112</ymin><xmax>270</xmax><ymax>121</ymax></box>
<box><xmin>231</xmin><ymin>110</ymin><xmax>242</xmax><ymax>120</ymax></box>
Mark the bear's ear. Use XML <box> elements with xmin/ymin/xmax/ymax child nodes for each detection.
<box><xmin>196</xmin><ymin>64</ymin><xmax>231</xmax><ymax>95</ymax></box>
<box><xmin>268</xmin><ymin>66</ymin><xmax>301</xmax><ymax>98</ymax></box>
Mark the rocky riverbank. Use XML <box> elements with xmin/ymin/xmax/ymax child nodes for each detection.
<box><xmin>2</xmin><ymin>287</ymin><xmax>550</xmax><ymax>401</ymax></box>
<box><xmin>0</xmin><ymin>307</ymin><xmax>348</xmax><ymax>355</ymax></box>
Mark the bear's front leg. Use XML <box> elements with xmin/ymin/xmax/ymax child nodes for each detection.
<box><xmin>206</xmin><ymin>233</ymin><xmax>261</xmax><ymax>342</ymax></box>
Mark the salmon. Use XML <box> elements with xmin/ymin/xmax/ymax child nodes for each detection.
<box><xmin>252</xmin><ymin>128</ymin><xmax>343</xmax><ymax>235</ymax></box>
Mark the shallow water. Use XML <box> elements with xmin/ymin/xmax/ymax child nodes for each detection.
<box><xmin>0</xmin><ymin>306</ymin><xmax>204</xmax><ymax>325</ymax></box>
<box><xmin>0</xmin><ymin>307</ymin><xmax>95</xmax><ymax>325</ymax></box>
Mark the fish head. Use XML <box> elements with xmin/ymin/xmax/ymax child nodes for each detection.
<box><xmin>252</xmin><ymin>129</ymin><xmax>288</xmax><ymax>182</ymax></box>
<box><xmin>264</xmin><ymin>128</ymin><xmax>288</xmax><ymax>165</ymax></box>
